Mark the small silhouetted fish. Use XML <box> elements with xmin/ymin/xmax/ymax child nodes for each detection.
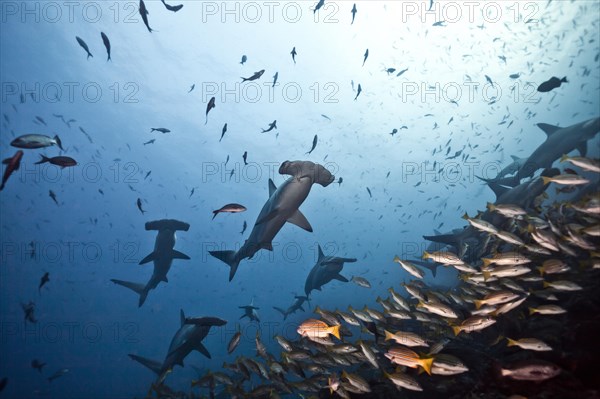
<box><xmin>241</xmin><ymin>70</ymin><xmax>265</xmax><ymax>82</ymax></box>
<box><xmin>49</xmin><ymin>190</ymin><xmax>58</xmax><ymax>205</ymax></box>
<box><xmin>161</xmin><ymin>0</ymin><xmax>183</xmax><ymax>12</ymax></box>
<box><xmin>432</xmin><ymin>20</ymin><xmax>446</xmax><ymax>26</ymax></box>
<box><xmin>145</xmin><ymin>171</ymin><xmax>151</xmax><ymax>180</ymax></box>
<box><xmin>98</xmin><ymin>189</ymin><xmax>104</xmax><ymax>195</ymax></box>
<box><xmin>205</xmin><ymin>97</ymin><xmax>216</xmax><ymax>125</ymax></box>
<box><xmin>189</xmin><ymin>187</ymin><xmax>196</xmax><ymax>197</ymax></box>
<box><xmin>272</xmin><ymin>72</ymin><xmax>278</xmax><ymax>87</ymax></box>
<box><xmin>354</xmin><ymin>84</ymin><xmax>362</xmax><ymax>100</ymax></box>
<box><xmin>39</xmin><ymin>272</ymin><xmax>49</xmax><ymax>293</ymax></box>
<box><xmin>366</xmin><ymin>187</ymin><xmax>372</xmax><ymax>198</ymax></box>
<box><xmin>76</xmin><ymin>36</ymin><xmax>93</xmax><ymax>59</ymax></box>
<box><xmin>396</xmin><ymin>68</ymin><xmax>408</xmax><ymax>77</ymax></box>
<box><xmin>32</xmin><ymin>359</ymin><xmax>46</xmax><ymax>373</ymax></box>
<box><xmin>220</xmin><ymin>123</ymin><xmax>228</xmax><ymax>142</ymax></box>
<box><xmin>36</xmin><ymin>116</ymin><xmax>47</xmax><ymax>126</ymax></box>
<box><xmin>224</xmin><ymin>155</ymin><xmax>230</xmax><ymax>167</ymax></box>
<box><xmin>100</xmin><ymin>32</ymin><xmax>111</xmax><ymax>61</ymax></box>
<box><xmin>1</xmin><ymin>150</ymin><xmax>23</xmax><ymax>191</ymax></box>
<box><xmin>242</xmin><ymin>151</ymin><xmax>248</xmax><ymax>165</ymax></box>
<box><xmin>363</xmin><ymin>49</ymin><xmax>369</xmax><ymax>66</ymax></box>
<box><xmin>390</xmin><ymin>129</ymin><xmax>398</xmax><ymax>136</ymax></box>
<box><xmin>537</xmin><ymin>76</ymin><xmax>567</xmax><ymax>92</ymax></box>
<box><xmin>213</xmin><ymin>203</ymin><xmax>247</xmax><ymax>220</ymax></box>
<box><xmin>509</xmin><ymin>73</ymin><xmax>520</xmax><ymax>79</ymax></box>
<box><xmin>35</xmin><ymin>155</ymin><xmax>77</xmax><ymax>168</ymax></box>
<box><xmin>188</xmin><ymin>84</ymin><xmax>195</xmax><ymax>93</ymax></box>
<box><xmin>337</xmin><ymin>177</ymin><xmax>343</xmax><ymax>186</ymax></box>
<box><xmin>139</xmin><ymin>0</ymin><xmax>153</xmax><ymax>32</ymax></box>
<box><xmin>485</xmin><ymin>75</ymin><xmax>493</xmax><ymax>85</ymax></box>
<box><xmin>151</xmin><ymin>128</ymin><xmax>170</xmax><ymax>133</ymax></box>
<box><xmin>351</xmin><ymin>3</ymin><xmax>357</xmax><ymax>24</ymax></box>
<box><xmin>48</xmin><ymin>368</ymin><xmax>69</xmax><ymax>383</ymax></box>
<box><xmin>240</xmin><ymin>55</ymin><xmax>247</xmax><ymax>65</ymax></box>
<box><xmin>143</xmin><ymin>139</ymin><xmax>155</xmax><ymax>145</ymax></box>
<box><xmin>291</xmin><ymin>47</ymin><xmax>297</xmax><ymax>64</ymax></box>
<box><xmin>321</xmin><ymin>114</ymin><xmax>331</xmax><ymax>120</ymax></box>
<box><xmin>314</xmin><ymin>0</ymin><xmax>325</xmax><ymax>14</ymax></box>
<box><xmin>137</xmin><ymin>198</ymin><xmax>146</xmax><ymax>214</ymax></box>
<box><xmin>306</xmin><ymin>135</ymin><xmax>318</xmax><ymax>155</ymax></box>
<box><xmin>261</xmin><ymin>120</ymin><xmax>277</xmax><ymax>133</ymax></box>
<box><xmin>22</xmin><ymin>301</ymin><xmax>37</xmax><ymax>323</ymax></box>
<box><xmin>240</xmin><ymin>221</ymin><xmax>247</xmax><ymax>235</ymax></box>
<box><xmin>386</xmin><ymin>68</ymin><xmax>396</xmax><ymax>75</ymax></box>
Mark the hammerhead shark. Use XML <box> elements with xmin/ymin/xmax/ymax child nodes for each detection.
<box><xmin>273</xmin><ymin>295</ymin><xmax>310</xmax><ymax>320</ymax></box>
<box><xmin>510</xmin><ymin>117</ymin><xmax>599</xmax><ymax>185</ymax></box>
<box><xmin>304</xmin><ymin>245</ymin><xmax>356</xmax><ymax>297</ymax></box>
<box><xmin>111</xmin><ymin>219</ymin><xmax>190</xmax><ymax>307</ymax></box>
<box><xmin>129</xmin><ymin>310</ymin><xmax>226</xmax><ymax>384</ymax></box>
<box><xmin>209</xmin><ymin>160</ymin><xmax>334</xmax><ymax>281</ymax></box>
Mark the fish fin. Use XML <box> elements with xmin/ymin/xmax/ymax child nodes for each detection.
<box><xmin>506</xmin><ymin>337</ymin><xmax>517</xmax><ymax>347</ymax></box>
<box><xmin>180</xmin><ymin>309</ymin><xmax>185</xmax><ymax>326</ymax></box>
<box><xmin>561</xmin><ymin>76</ymin><xmax>568</xmax><ymax>83</ymax></box>
<box><xmin>299</xmin><ymin>305</ymin><xmax>305</xmax><ymax>312</ymax></box>
<box><xmin>537</xmin><ymin>123</ymin><xmax>561</xmax><ymax>137</ymax></box>
<box><xmin>452</xmin><ymin>326</ymin><xmax>461</xmax><ymax>336</ymax></box>
<box><xmin>528</xmin><ymin>307</ymin><xmax>536</xmax><ymax>315</ymax></box>
<box><xmin>171</xmin><ymin>250</ymin><xmax>190</xmax><ymax>260</ymax></box>
<box><xmin>473</xmin><ymin>299</ymin><xmax>483</xmax><ymax>310</ymax></box>
<box><xmin>420</xmin><ymin>357</ymin><xmax>434</xmax><ymax>376</ymax></box>
<box><xmin>268</xmin><ymin>179</ymin><xmax>277</xmax><ymax>196</ymax></box>
<box><xmin>541</xmin><ymin>176</ymin><xmax>551</xmax><ymax>185</ymax></box>
<box><xmin>114</xmin><ymin>279</ymin><xmax>148</xmax><ymax>307</ymax></box>
<box><xmin>209</xmin><ymin>250</ymin><xmax>240</xmax><ymax>282</ymax></box>
<box><xmin>53</xmin><ymin>135</ymin><xmax>63</xmax><ymax>151</ymax></box>
<box><xmin>330</xmin><ymin>325</ymin><xmax>341</xmax><ymax>340</ymax></box>
<box><xmin>194</xmin><ymin>342</ymin><xmax>212</xmax><ymax>359</ymax></box>
<box><xmin>384</xmin><ymin>330</ymin><xmax>393</xmax><ymax>341</ymax></box>
<box><xmin>256</xmin><ymin>209</ymin><xmax>279</xmax><ymax>225</ymax></box>
<box><xmin>510</xmin><ymin>155</ymin><xmax>520</xmax><ymax>161</ymax></box>
<box><xmin>34</xmin><ymin>155</ymin><xmax>50</xmax><ymax>165</ymax></box>
<box><xmin>261</xmin><ymin>242</ymin><xmax>273</xmax><ymax>251</ymax></box>
<box><xmin>487</xmin><ymin>182</ymin><xmax>510</xmax><ymax>199</ymax></box>
<box><xmin>129</xmin><ymin>354</ymin><xmax>162</xmax><ymax>375</ymax></box>
<box><xmin>576</xmin><ymin>142</ymin><xmax>587</xmax><ymax>157</ymax></box>
<box><xmin>287</xmin><ymin>209</ymin><xmax>313</xmax><ymax>232</ymax></box>
<box><xmin>139</xmin><ymin>252</ymin><xmax>157</xmax><ymax>265</ymax></box>
<box><xmin>333</xmin><ymin>274</ymin><xmax>349</xmax><ymax>283</ymax></box>
<box><xmin>273</xmin><ymin>307</ymin><xmax>286</xmax><ymax>317</ymax></box>
<box><xmin>317</xmin><ymin>245</ymin><xmax>324</xmax><ymax>261</ymax></box>
<box><xmin>482</xmin><ymin>271</ymin><xmax>491</xmax><ymax>282</ymax></box>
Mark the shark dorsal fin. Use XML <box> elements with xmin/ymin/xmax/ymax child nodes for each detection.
<box><xmin>268</xmin><ymin>179</ymin><xmax>277</xmax><ymax>196</ymax></box>
<box><xmin>180</xmin><ymin>309</ymin><xmax>185</xmax><ymax>326</ymax></box>
<box><xmin>510</xmin><ymin>155</ymin><xmax>520</xmax><ymax>161</ymax></box>
<box><xmin>537</xmin><ymin>123</ymin><xmax>560</xmax><ymax>137</ymax></box>
<box><xmin>317</xmin><ymin>245</ymin><xmax>324</xmax><ymax>261</ymax></box>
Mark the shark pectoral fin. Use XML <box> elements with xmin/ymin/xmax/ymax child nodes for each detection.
<box><xmin>577</xmin><ymin>142</ymin><xmax>587</xmax><ymax>157</ymax></box>
<box><xmin>139</xmin><ymin>252</ymin><xmax>157</xmax><ymax>265</ymax></box>
<box><xmin>299</xmin><ymin>305</ymin><xmax>305</xmax><ymax>312</ymax></box>
<box><xmin>268</xmin><ymin>179</ymin><xmax>277</xmax><ymax>196</ymax></box>
<box><xmin>129</xmin><ymin>354</ymin><xmax>162</xmax><ymax>375</ymax></box>
<box><xmin>287</xmin><ymin>209</ymin><xmax>313</xmax><ymax>232</ymax></box>
<box><xmin>256</xmin><ymin>209</ymin><xmax>279</xmax><ymax>225</ymax></box>
<box><xmin>333</xmin><ymin>274</ymin><xmax>349</xmax><ymax>282</ymax></box>
<box><xmin>194</xmin><ymin>342</ymin><xmax>211</xmax><ymax>359</ymax></box>
<box><xmin>171</xmin><ymin>250</ymin><xmax>190</xmax><ymax>260</ymax></box>
<box><xmin>537</xmin><ymin>123</ymin><xmax>560</xmax><ymax>136</ymax></box>
<box><xmin>161</xmin><ymin>276</ymin><xmax>169</xmax><ymax>283</ymax></box>
<box><xmin>488</xmin><ymin>182</ymin><xmax>509</xmax><ymax>199</ymax></box>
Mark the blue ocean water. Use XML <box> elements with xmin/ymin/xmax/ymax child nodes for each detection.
<box><xmin>1</xmin><ymin>1</ymin><xmax>599</xmax><ymax>398</ymax></box>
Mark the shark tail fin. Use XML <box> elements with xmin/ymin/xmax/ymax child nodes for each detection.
<box><xmin>110</xmin><ymin>279</ymin><xmax>149</xmax><ymax>307</ymax></box>
<box><xmin>561</xmin><ymin>76</ymin><xmax>568</xmax><ymax>83</ymax></box>
<box><xmin>273</xmin><ymin>307</ymin><xmax>287</xmax><ymax>319</ymax></box>
<box><xmin>128</xmin><ymin>354</ymin><xmax>162</xmax><ymax>375</ymax></box>
<box><xmin>209</xmin><ymin>250</ymin><xmax>240</xmax><ymax>282</ymax></box>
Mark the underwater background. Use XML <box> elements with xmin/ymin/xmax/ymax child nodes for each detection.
<box><xmin>1</xmin><ymin>1</ymin><xmax>599</xmax><ymax>398</ymax></box>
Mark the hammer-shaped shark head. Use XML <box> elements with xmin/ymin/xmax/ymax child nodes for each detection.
<box><xmin>279</xmin><ymin>160</ymin><xmax>335</xmax><ymax>187</ymax></box>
